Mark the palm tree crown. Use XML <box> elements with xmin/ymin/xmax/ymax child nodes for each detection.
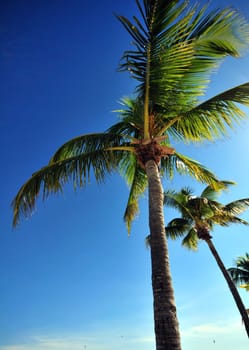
<box><xmin>228</xmin><ymin>253</ymin><xmax>249</xmax><ymax>291</ymax></box>
<box><xmin>164</xmin><ymin>182</ymin><xmax>249</xmax><ymax>249</ymax></box>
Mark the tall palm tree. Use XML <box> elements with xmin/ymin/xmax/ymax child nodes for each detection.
<box><xmin>228</xmin><ymin>253</ymin><xmax>249</xmax><ymax>291</ymax></box>
<box><xmin>12</xmin><ymin>1</ymin><xmax>249</xmax><ymax>349</ymax></box>
<box><xmin>164</xmin><ymin>182</ymin><xmax>249</xmax><ymax>336</ymax></box>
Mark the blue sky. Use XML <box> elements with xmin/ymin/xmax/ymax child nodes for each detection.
<box><xmin>1</xmin><ymin>0</ymin><xmax>249</xmax><ymax>349</ymax></box>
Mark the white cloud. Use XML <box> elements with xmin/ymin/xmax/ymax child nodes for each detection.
<box><xmin>0</xmin><ymin>331</ymin><xmax>154</xmax><ymax>350</ymax></box>
<box><xmin>182</xmin><ymin>320</ymin><xmax>242</xmax><ymax>337</ymax></box>
<box><xmin>181</xmin><ymin>320</ymin><xmax>248</xmax><ymax>350</ymax></box>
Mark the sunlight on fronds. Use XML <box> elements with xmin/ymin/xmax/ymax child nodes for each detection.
<box><xmin>168</xmin><ymin>152</ymin><xmax>221</xmax><ymax>190</ymax></box>
<box><xmin>164</xmin><ymin>184</ymin><xmax>249</xmax><ymax>251</ymax></box>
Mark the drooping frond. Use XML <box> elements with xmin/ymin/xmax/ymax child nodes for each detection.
<box><xmin>161</xmin><ymin>152</ymin><xmax>221</xmax><ymax>190</ymax></box>
<box><xmin>200</xmin><ymin>181</ymin><xmax>235</xmax><ymax>200</ymax></box>
<box><xmin>12</xmin><ymin>132</ymin><xmax>136</xmax><ymax>227</ymax></box>
<box><xmin>118</xmin><ymin>151</ymin><xmax>148</xmax><ymax>233</ymax></box>
<box><xmin>12</xmin><ymin>148</ymin><xmax>120</xmax><ymax>227</ymax></box>
<box><xmin>181</xmin><ymin>228</ymin><xmax>199</xmax><ymax>251</ymax></box>
<box><xmin>165</xmin><ymin>218</ymin><xmax>191</xmax><ymax>240</ymax></box>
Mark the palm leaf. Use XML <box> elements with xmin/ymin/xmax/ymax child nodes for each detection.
<box><xmin>118</xmin><ymin>1</ymin><xmax>249</xmax><ymax>119</ymax></box>
<box><xmin>167</xmin><ymin>83</ymin><xmax>249</xmax><ymax>142</ymax></box>
<box><xmin>165</xmin><ymin>218</ymin><xmax>190</xmax><ymax>240</ymax></box>
<box><xmin>164</xmin><ymin>188</ymin><xmax>194</xmax><ymax>220</ymax></box>
<box><xmin>223</xmin><ymin>198</ymin><xmax>249</xmax><ymax>216</ymax></box>
<box><xmin>12</xmin><ymin>147</ymin><xmax>121</xmax><ymax>226</ymax></box>
<box><xmin>200</xmin><ymin>181</ymin><xmax>235</xmax><ymax>200</ymax></box>
<box><xmin>164</xmin><ymin>152</ymin><xmax>221</xmax><ymax>190</ymax></box>
<box><xmin>228</xmin><ymin>267</ymin><xmax>249</xmax><ymax>286</ymax></box>
<box><xmin>50</xmin><ymin>132</ymin><xmax>129</xmax><ymax>163</ymax></box>
<box><xmin>182</xmin><ymin>228</ymin><xmax>199</xmax><ymax>250</ymax></box>
<box><xmin>119</xmin><ymin>152</ymin><xmax>148</xmax><ymax>232</ymax></box>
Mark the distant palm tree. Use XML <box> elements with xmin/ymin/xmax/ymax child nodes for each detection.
<box><xmin>12</xmin><ymin>1</ymin><xmax>249</xmax><ymax>349</ymax></box>
<box><xmin>163</xmin><ymin>182</ymin><xmax>249</xmax><ymax>336</ymax></box>
<box><xmin>228</xmin><ymin>253</ymin><xmax>249</xmax><ymax>291</ymax></box>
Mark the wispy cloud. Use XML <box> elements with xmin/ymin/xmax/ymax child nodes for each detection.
<box><xmin>0</xmin><ymin>330</ymin><xmax>155</xmax><ymax>350</ymax></box>
<box><xmin>181</xmin><ymin>319</ymin><xmax>248</xmax><ymax>350</ymax></box>
<box><xmin>182</xmin><ymin>320</ymin><xmax>242</xmax><ymax>337</ymax></box>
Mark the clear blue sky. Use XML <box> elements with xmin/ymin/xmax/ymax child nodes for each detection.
<box><xmin>1</xmin><ymin>1</ymin><xmax>249</xmax><ymax>349</ymax></box>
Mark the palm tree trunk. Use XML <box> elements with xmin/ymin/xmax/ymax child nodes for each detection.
<box><xmin>206</xmin><ymin>238</ymin><xmax>249</xmax><ymax>337</ymax></box>
<box><xmin>145</xmin><ymin>159</ymin><xmax>182</xmax><ymax>350</ymax></box>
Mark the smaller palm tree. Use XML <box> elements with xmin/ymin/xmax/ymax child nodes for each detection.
<box><xmin>228</xmin><ymin>253</ymin><xmax>249</xmax><ymax>291</ymax></box>
<box><xmin>163</xmin><ymin>182</ymin><xmax>249</xmax><ymax>337</ymax></box>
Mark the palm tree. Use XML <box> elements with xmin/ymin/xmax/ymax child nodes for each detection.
<box><xmin>228</xmin><ymin>253</ymin><xmax>249</xmax><ymax>291</ymax></box>
<box><xmin>163</xmin><ymin>182</ymin><xmax>249</xmax><ymax>336</ymax></box>
<box><xmin>12</xmin><ymin>1</ymin><xmax>249</xmax><ymax>349</ymax></box>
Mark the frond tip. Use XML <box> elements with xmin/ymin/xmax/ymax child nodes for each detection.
<box><xmin>12</xmin><ymin>132</ymin><xmax>125</xmax><ymax>227</ymax></box>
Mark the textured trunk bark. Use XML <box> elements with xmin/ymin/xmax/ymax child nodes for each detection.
<box><xmin>145</xmin><ymin>159</ymin><xmax>182</xmax><ymax>350</ymax></box>
<box><xmin>206</xmin><ymin>239</ymin><xmax>249</xmax><ymax>337</ymax></box>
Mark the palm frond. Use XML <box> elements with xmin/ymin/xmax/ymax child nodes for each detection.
<box><xmin>228</xmin><ymin>266</ymin><xmax>249</xmax><ymax>286</ymax></box>
<box><xmin>164</xmin><ymin>188</ymin><xmax>195</xmax><ymax>221</ymax></box>
<box><xmin>119</xmin><ymin>152</ymin><xmax>148</xmax><ymax>232</ymax></box>
<box><xmin>168</xmin><ymin>83</ymin><xmax>249</xmax><ymax>142</ymax></box>
<box><xmin>111</xmin><ymin>97</ymin><xmax>144</xmax><ymax>138</ymax></box>
<box><xmin>210</xmin><ymin>212</ymin><xmax>249</xmax><ymax>226</ymax></box>
<box><xmin>12</xmin><ymin>131</ymin><xmax>137</xmax><ymax>227</ymax></box>
<box><xmin>12</xmin><ymin>147</ymin><xmax>122</xmax><ymax>227</ymax></box>
<box><xmin>181</xmin><ymin>228</ymin><xmax>199</xmax><ymax>250</ymax></box>
<box><xmin>50</xmin><ymin>132</ymin><xmax>129</xmax><ymax>163</ymax></box>
<box><xmin>192</xmin><ymin>7</ymin><xmax>249</xmax><ymax>55</ymax></box>
<box><xmin>223</xmin><ymin>198</ymin><xmax>249</xmax><ymax>216</ymax></box>
<box><xmin>200</xmin><ymin>181</ymin><xmax>235</xmax><ymax>200</ymax></box>
<box><xmin>164</xmin><ymin>152</ymin><xmax>222</xmax><ymax>190</ymax></box>
<box><xmin>165</xmin><ymin>218</ymin><xmax>190</xmax><ymax>240</ymax></box>
<box><xmin>118</xmin><ymin>1</ymin><xmax>249</xmax><ymax>117</ymax></box>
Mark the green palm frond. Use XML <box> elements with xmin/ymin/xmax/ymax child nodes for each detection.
<box><xmin>236</xmin><ymin>253</ymin><xmax>249</xmax><ymax>269</ymax></box>
<box><xmin>200</xmin><ymin>181</ymin><xmax>235</xmax><ymax>200</ymax></box>
<box><xmin>228</xmin><ymin>253</ymin><xmax>249</xmax><ymax>286</ymax></box>
<box><xmin>181</xmin><ymin>228</ymin><xmax>199</xmax><ymax>250</ymax></box>
<box><xmin>118</xmin><ymin>1</ymin><xmax>249</xmax><ymax>117</ymax></box>
<box><xmin>12</xmin><ymin>147</ymin><xmax>122</xmax><ymax>227</ymax></box>
<box><xmin>165</xmin><ymin>218</ymin><xmax>190</xmax><ymax>240</ymax></box>
<box><xmin>119</xmin><ymin>152</ymin><xmax>148</xmax><ymax>232</ymax></box>
<box><xmin>163</xmin><ymin>152</ymin><xmax>221</xmax><ymax>190</ymax></box>
<box><xmin>168</xmin><ymin>83</ymin><xmax>249</xmax><ymax>142</ymax></box>
<box><xmin>50</xmin><ymin>132</ymin><xmax>129</xmax><ymax>163</ymax></box>
<box><xmin>223</xmin><ymin>198</ymin><xmax>249</xmax><ymax>216</ymax></box>
<box><xmin>164</xmin><ymin>188</ymin><xmax>195</xmax><ymax>222</ymax></box>
<box><xmin>190</xmin><ymin>6</ymin><xmax>249</xmax><ymax>51</ymax></box>
<box><xmin>12</xmin><ymin>131</ymin><xmax>136</xmax><ymax>227</ymax></box>
<box><xmin>111</xmin><ymin>97</ymin><xmax>144</xmax><ymax>138</ymax></box>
